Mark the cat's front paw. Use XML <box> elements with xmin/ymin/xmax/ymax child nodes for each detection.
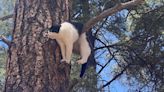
<box><xmin>43</xmin><ymin>31</ymin><xmax>48</xmax><ymax>37</ymax></box>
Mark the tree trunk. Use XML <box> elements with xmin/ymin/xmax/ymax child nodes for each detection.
<box><xmin>4</xmin><ymin>0</ymin><xmax>71</xmax><ymax>92</ymax></box>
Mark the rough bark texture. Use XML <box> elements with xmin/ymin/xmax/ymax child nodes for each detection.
<box><xmin>5</xmin><ymin>0</ymin><xmax>70</xmax><ymax>92</ymax></box>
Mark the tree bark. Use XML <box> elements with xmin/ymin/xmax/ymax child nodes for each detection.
<box><xmin>4</xmin><ymin>0</ymin><xmax>71</xmax><ymax>92</ymax></box>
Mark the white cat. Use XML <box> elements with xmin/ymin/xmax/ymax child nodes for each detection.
<box><xmin>44</xmin><ymin>22</ymin><xmax>91</xmax><ymax>64</ymax></box>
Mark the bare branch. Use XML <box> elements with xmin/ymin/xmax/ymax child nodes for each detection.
<box><xmin>96</xmin><ymin>62</ymin><xmax>103</xmax><ymax>67</ymax></box>
<box><xmin>0</xmin><ymin>14</ymin><xmax>13</xmax><ymax>21</ymax></box>
<box><xmin>99</xmin><ymin>63</ymin><xmax>131</xmax><ymax>89</ymax></box>
<box><xmin>97</xmin><ymin>56</ymin><xmax>114</xmax><ymax>74</ymax></box>
<box><xmin>83</xmin><ymin>0</ymin><xmax>144</xmax><ymax>32</ymax></box>
<box><xmin>0</xmin><ymin>35</ymin><xmax>11</xmax><ymax>46</ymax></box>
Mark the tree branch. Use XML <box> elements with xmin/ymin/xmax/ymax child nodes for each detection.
<box><xmin>0</xmin><ymin>14</ymin><xmax>13</xmax><ymax>21</ymax></box>
<box><xmin>99</xmin><ymin>63</ymin><xmax>131</xmax><ymax>89</ymax></box>
<box><xmin>97</xmin><ymin>56</ymin><xmax>114</xmax><ymax>74</ymax></box>
<box><xmin>0</xmin><ymin>35</ymin><xmax>11</xmax><ymax>46</ymax></box>
<box><xmin>83</xmin><ymin>0</ymin><xmax>144</xmax><ymax>32</ymax></box>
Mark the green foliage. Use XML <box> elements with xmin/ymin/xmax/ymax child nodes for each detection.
<box><xmin>0</xmin><ymin>0</ymin><xmax>14</xmax><ymax>36</ymax></box>
<box><xmin>70</xmin><ymin>54</ymin><xmax>98</xmax><ymax>92</ymax></box>
<box><xmin>0</xmin><ymin>48</ymin><xmax>6</xmax><ymax>91</ymax></box>
<box><xmin>0</xmin><ymin>0</ymin><xmax>15</xmax><ymax>91</ymax></box>
<box><xmin>117</xmin><ymin>1</ymin><xmax>164</xmax><ymax>91</ymax></box>
<box><xmin>71</xmin><ymin>66</ymin><xmax>98</xmax><ymax>92</ymax></box>
<box><xmin>84</xmin><ymin>0</ymin><xmax>164</xmax><ymax>91</ymax></box>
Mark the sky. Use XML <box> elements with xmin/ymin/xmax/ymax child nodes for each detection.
<box><xmin>94</xmin><ymin>9</ymin><xmax>132</xmax><ymax>92</ymax></box>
